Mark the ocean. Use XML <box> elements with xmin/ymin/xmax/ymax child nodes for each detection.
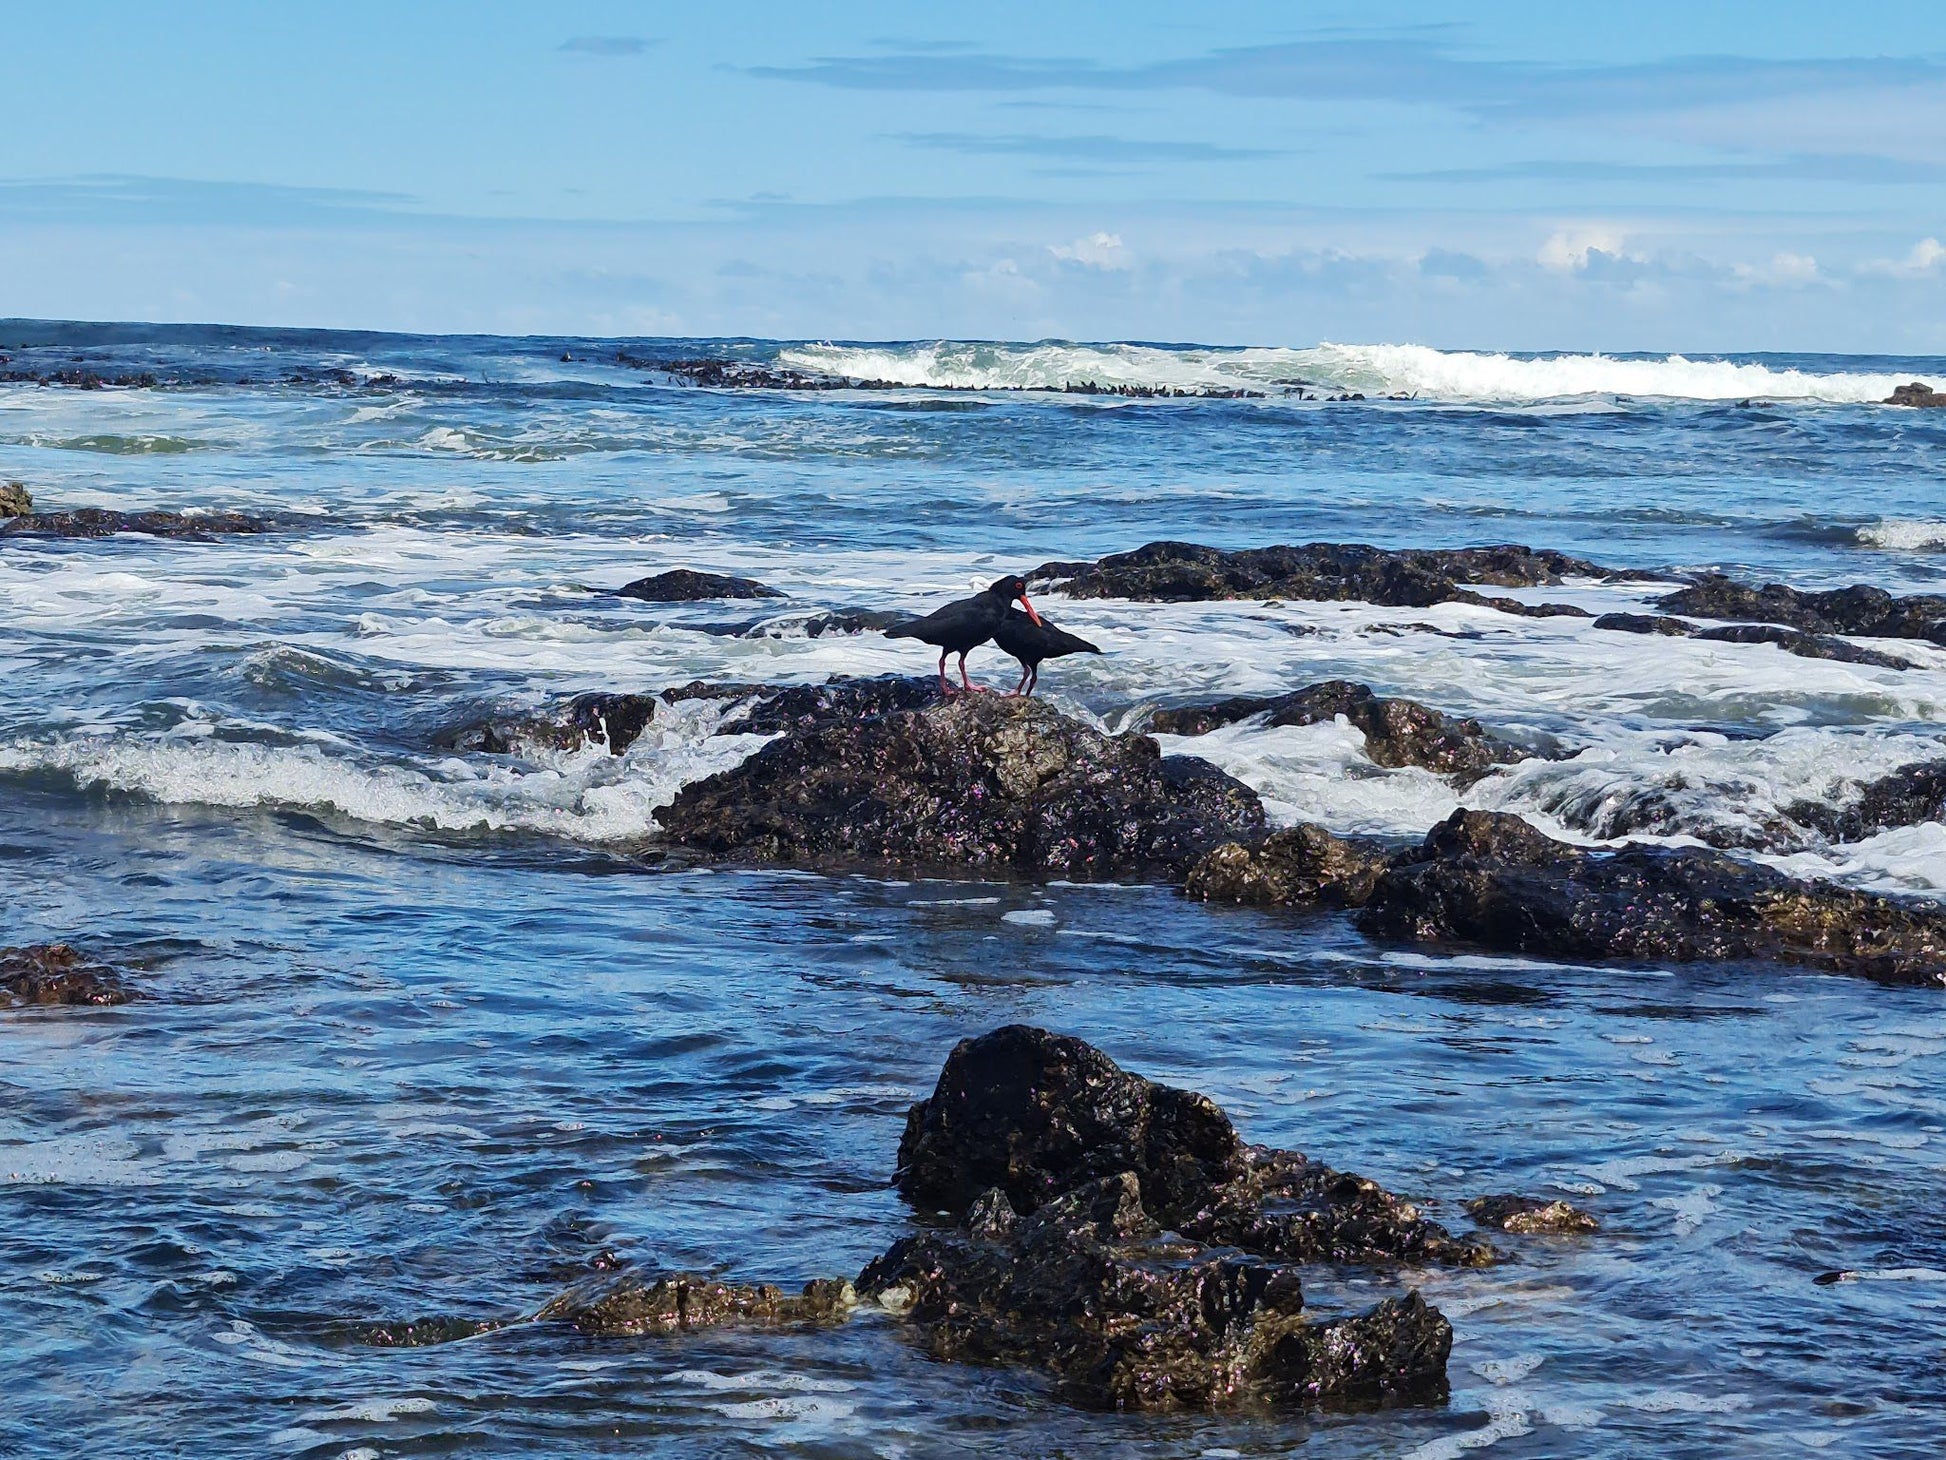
<box><xmin>3</xmin><ymin>320</ymin><xmax>1944</xmax><ymax>1457</ymax></box>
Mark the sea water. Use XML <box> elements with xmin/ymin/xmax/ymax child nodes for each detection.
<box><xmin>2</xmin><ymin>322</ymin><xmax>1944</xmax><ymax>1457</ymax></box>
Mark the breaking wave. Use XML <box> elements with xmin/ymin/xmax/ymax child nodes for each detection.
<box><xmin>776</xmin><ymin>341</ymin><xmax>1912</xmax><ymax>405</ymax></box>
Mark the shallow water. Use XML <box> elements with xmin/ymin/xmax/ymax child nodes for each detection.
<box><xmin>3</xmin><ymin>325</ymin><xmax>1945</xmax><ymax>1457</ymax></box>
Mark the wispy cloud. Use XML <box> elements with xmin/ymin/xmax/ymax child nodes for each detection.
<box><xmin>558</xmin><ymin>36</ymin><xmax>657</xmax><ymax>57</ymax></box>
<box><xmin>1385</xmin><ymin>154</ymin><xmax>1946</xmax><ymax>185</ymax></box>
<box><xmin>894</xmin><ymin>132</ymin><xmax>1279</xmax><ymax>163</ymax></box>
<box><xmin>0</xmin><ymin>174</ymin><xmax>420</xmax><ymax>225</ymax></box>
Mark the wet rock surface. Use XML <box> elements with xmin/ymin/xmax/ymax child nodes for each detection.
<box><xmin>0</xmin><ymin>481</ymin><xmax>31</xmax><ymax>517</ymax></box>
<box><xmin>1788</xmin><ymin>760</ymin><xmax>1946</xmax><ymax>842</ymax></box>
<box><xmin>616</xmin><ymin>568</ymin><xmax>784</xmax><ymax>601</ymax></box>
<box><xmin>656</xmin><ymin>695</ymin><xmax>1266</xmax><ymax>880</ymax></box>
<box><xmin>0</xmin><ymin>506</ymin><xmax>281</xmax><ymax>540</ymax></box>
<box><xmin>699</xmin><ymin>673</ymin><xmax>943</xmax><ymax>736</ymax></box>
<box><xmin>742</xmin><ymin>607</ymin><xmax>911</xmax><ymax>638</ymax></box>
<box><xmin>1654</xmin><ymin>574</ymin><xmax>1946</xmax><ymax>647</ymax></box>
<box><xmin>895</xmin><ymin>1025</ymin><xmax>1488</xmax><ymax>1266</ymax></box>
<box><xmin>0</xmin><ymin>943</ymin><xmax>131</xmax><ymax>1007</ymax></box>
<box><xmin>434</xmin><ymin>692</ymin><xmax>659</xmax><ymax>756</ymax></box>
<box><xmin>1031</xmin><ymin>540</ymin><xmax>1612</xmax><ymax>611</ymax></box>
<box><xmin>538</xmin><ymin>1273</ymin><xmax>854</xmax><ymax>1337</ymax></box>
<box><xmin>1594</xmin><ymin>612</ymin><xmax>1920</xmax><ymax>669</ymax></box>
<box><xmin>1149</xmin><ymin>679</ymin><xmax>1535</xmax><ymax>780</ymax></box>
<box><xmin>858</xmin><ymin>1175</ymin><xmax>1451</xmax><ymax>1412</ymax></box>
<box><xmin>1466</xmin><ymin>1195</ymin><xmax>1600</xmax><ymax>1235</ymax></box>
<box><xmin>1886</xmin><ymin>382</ymin><xmax>1946</xmax><ymax>407</ymax></box>
<box><xmin>1185</xmin><ymin>825</ymin><xmax>1395</xmax><ymax>909</ymax></box>
<box><xmin>1358</xmin><ymin>810</ymin><xmax>1946</xmax><ymax>986</ymax></box>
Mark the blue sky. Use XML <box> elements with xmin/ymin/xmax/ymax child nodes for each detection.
<box><xmin>2</xmin><ymin>2</ymin><xmax>1943</xmax><ymax>349</ymax></box>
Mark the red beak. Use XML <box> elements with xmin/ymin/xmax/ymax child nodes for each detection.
<box><xmin>1017</xmin><ymin>592</ymin><xmax>1043</xmax><ymax>627</ymax></box>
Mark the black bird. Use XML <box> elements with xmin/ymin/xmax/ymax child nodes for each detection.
<box><xmin>886</xmin><ymin>575</ymin><xmax>1041</xmax><ymax>694</ymax></box>
<box><xmin>992</xmin><ymin>607</ymin><xmax>1101</xmax><ymax>697</ymax></box>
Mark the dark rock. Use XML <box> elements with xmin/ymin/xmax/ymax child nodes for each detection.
<box><xmin>1149</xmin><ymin>680</ymin><xmax>1533</xmax><ymax>780</ymax></box>
<box><xmin>538</xmin><ymin>1273</ymin><xmax>854</xmax><ymax>1337</ymax></box>
<box><xmin>1</xmin><ymin>944</ymin><xmax>130</xmax><ymax>1007</ymax></box>
<box><xmin>0</xmin><ymin>507</ymin><xmax>279</xmax><ymax>541</ymax></box>
<box><xmin>709</xmin><ymin>674</ymin><xmax>942</xmax><ymax>736</ymax></box>
<box><xmin>1788</xmin><ymin>760</ymin><xmax>1946</xmax><ymax>842</ymax></box>
<box><xmin>616</xmin><ymin>568</ymin><xmax>784</xmax><ymax>602</ymax></box>
<box><xmin>895</xmin><ymin>1025</ymin><xmax>1487</xmax><ymax>1266</ymax></box>
<box><xmin>433</xmin><ymin>692</ymin><xmax>657</xmax><ymax>756</ymax></box>
<box><xmin>1596</xmin><ymin>609</ymin><xmax>1917</xmax><ymax>667</ymax></box>
<box><xmin>655</xmin><ymin>695</ymin><xmax>1265</xmax><ymax>881</ymax></box>
<box><xmin>1185</xmin><ymin>825</ymin><xmax>1394</xmax><ymax>909</ymax></box>
<box><xmin>1466</xmin><ymin>1195</ymin><xmax>1600</xmax><ymax>1235</ymax></box>
<box><xmin>1655</xmin><ymin>574</ymin><xmax>1946</xmax><ymax>647</ymax></box>
<box><xmin>0</xmin><ymin>481</ymin><xmax>30</xmax><ymax>517</ymax></box>
<box><xmin>746</xmin><ymin>608</ymin><xmax>911</xmax><ymax>638</ymax></box>
<box><xmin>1886</xmin><ymin>382</ymin><xmax>1946</xmax><ymax>407</ymax></box>
<box><xmin>1031</xmin><ymin>540</ymin><xmax>1613</xmax><ymax>609</ymax></box>
<box><xmin>857</xmin><ymin>1174</ymin><xmax>1451</xmax><ymax>1412</ymax></box>
<box><xmin>1357</xmin><ymin>809</ymin><xmax>1946</xmax><ymax>986</ymax></box>
<box><xmin>351</xmin><ymin>1316</ymin><xmax>511</xmax><ymax>1348</ymax></box>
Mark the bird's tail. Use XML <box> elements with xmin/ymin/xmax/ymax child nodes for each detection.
<box><xmin>883</xmin><ymin>621</ymin><xmax>921</xmax><ymax>640</ymax></box>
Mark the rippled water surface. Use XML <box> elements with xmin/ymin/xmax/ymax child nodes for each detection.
<box><xmin>3</xmin><ymin>324</ymin><xmax>1945</xmax><ymax>1458</ymax></box>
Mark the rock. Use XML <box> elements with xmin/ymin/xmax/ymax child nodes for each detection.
<box><xmin>704</xmin><ymin>674</ymin><xmax>942</xmax><ymax>736</ymax></box>
<box><xmin>895</xmin><ymin>1025</ymin><xmax>1488</xmax><ymax>1266</ymax></box>
<box><xmin>0</xmin><ymin>944</ymin><xmax>130</xmax><ymax>1007</ymax></box>
<box><xmin>616</xmin><ymin>568</ymin><xmax>784</xmax><ymax>602</ymax></box>
<box><xmin>655</xmin><ymin>695</ymin><xmax>1265</xmax><ymax>881</ymax></box>
<box><xmin>742</xmin><ymin>608</ymin><xmax>911</xmax><ymax>638</ymax></box>
<box><xmin>1149</xmin><ymin>680</ymin><xmax>1533</xmax><ymax>780</ymax></box>
<box><xmin>1466</xmin><ymin>1195</ymin><xmax>1600</xmax><ymax>1234</ymax></box>
<box><xmin>1596</xmin><ymin>611</ymin><xmax>1915</xmax><ymax>667</ymax></box>
<box><xmin>1654</xmin><ymin>574</ymin><xmax>1946</xmax><ymax>647</ymax></box>
<box><xmin>0</xmin><ymin>481</ymin><xmax>30</xmax><ymax>517</ymax></box>
<box><xmin>1031</xmin><ymin>540</ymin><xmax>1613</xmax><ymax>609</ymax></box>
<box><xmin>1184</xmin><ymin>825</ymin><xmax>1394</xmax><ymax>909</ymax></box>
<box><xmin>857</xmin><ymin>1174</ymin><xmax>1451</xmax><ymax>1412</ymax></box>
<box><xmin>538</xmin><ymin>1273</ymin><xmax>854</xmax><ymax>1337</ymax></box>
<box><xmin>352</xmin><ymin>1316</ymin><xmax>511</xmax><ymax>1348</ymax></box>
<box><xmin>0</xmin><ymin>507</ymin><xmax>279</xmax><ymax>540</ymax></box>
<box><xmin>433</xmin><ymin>691</ymin><xmax>657</xmax><ymax>756</ymax></box>
<box><xmin>1788</xmin><ymin>760</ymin><xmax>1946</xmax><ymax>842</ymax></box>
<box><xmin>1356</xmin><ymin>809</ymin><xmax>1946</xmax><ymax>986</ymax></box>
<box><xmin>1886</xmin><ymin>382</ymin><xmax>1946</xmax><ymax>407</ymax></box>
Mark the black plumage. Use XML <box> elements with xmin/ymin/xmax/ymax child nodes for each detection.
<box><xmin>886</xmin><ymin>574</ymin><xmax>1041</xmax><ymax>693</ymax></box>
<box><xmin>991</xmin><ymin>607</ymin><xmax>1101</xmax><ymax>696</ymax></box>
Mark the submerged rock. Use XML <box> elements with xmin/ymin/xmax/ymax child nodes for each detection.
<box><xmin>616</xmin><ymin>568</ymin><xmax>784</xmax><ymax>602</ymax></box>
<box><xmin>433</xmin><ymin>691</ymin><xmax>658</xmax><ymax>756</ymax></box>
<box><xmin>1595</xmin><ymin>611</ymin><xmax>1919</xmax><ymax>669</ymax></box>
<box><xmin>1654</xmin><ymin>574</ymin><xmax>1946</xmax><ymax>647</ymax></box>
<box><xmin>539</xmin><ymin>1273</ymin><xmax>854</xmax><ymax>1336</ymax></box>
<box><xmin>0</xmin><ymin>944</ymin><xmax>130</xmax><ymax>1007</ymax></box>
<box><xmin>1031</xmin><ymin>540</ymin><xmax>1611</xmax><ymax>611</ymax></box>
<box><xmin>858</xmin><ymin>1175</ymin><xmax>1451</xmax><ymax>1412</ymax></box>
<box><xmin>895</xmin><ymin>1025</ymin><xmax>1487</xmax><ymax>1266</ymax></box>
<box><xmin>0</xmin><ymin>506</ymin><xmax>279</xmax><ymax>540</ymax></box>
<box><xmin>1886</xmin><ymin>382</ymin><xmax>1946</xmax><ymax>407</ymax></box>
<box><xmin>741</xmin><ymin>608</ymin><xmax>911</xmax><ymax>638</ymax></box>
<box><xmin>1466</xmin><ymin>1195</ymin><xmax>1600</xmax><ymax>1235</ymax></box>
<box><xmin>1358</xmin><ymin>810</ymin><xmax>1946</xmax><ymax>986</ymax></box>
<box><xmin>1150</xmin><ymin>680</ymin><xmax>1534</xmax><ymax>780</ymax></box>
<box><xmin>656</xmin><ymin>695</ymin><xmax>1265</xmax><ymax>880</ymax></box>
<box><xmin>1185</xmin><ymin>825</ymin><xmax>1394</xmax><ymax>909</ymax></box>
<box><xmin>1787</xmin><ymin>760</ymin><xmax>1946</xmax><ymax>843</ymax></box>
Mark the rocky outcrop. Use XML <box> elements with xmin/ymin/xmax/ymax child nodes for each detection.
<box><xmin>1466</xmin><ymin>1195</ymin><xmax>1600</xmax><ymax>1235</ymax></box>
<box><xmin>1654</xmin><ymin>575</ymin><xmax>1946</xmax><ymax>647</ymax></box>
<box><xmin>1788</xmin><ymin>760</ymin><xmax>1946</xmax><ymax>842</ymax></box>
<box><xmin>539</xmin><ymin>1274</ymin><xmax>854</xmax><ymax>1337</ymax></box>
<box><xmin>0</xmin><ymin>481</ymin><xmax>30</xmax><ymax>517</ymax></box>
<box><xmin>895</xmin><ymin>1025</ymin><xmax>1488</xmax><ymax>1267</ymax></box>
<box><xmin>616</xmin><ymin>568</ymin><xmax>783</xmax><ymax>601</ymax></box>
<box><xmin>1886</xmin><ymin>382</ymin><xmax>1946</xmax><ymax>407</ymax></box>
<box><xmin>1184</xmin><ymin>826</ymin><xmax>1394</xmax><ymax>909</ymax></box>
<box><xmin>434</xmin><ymin>691</ymin><xmax>659</xmax><ymax>756</ymax></box>
<box><xmin>1</xmin><ymin>944</ymin><xmax>130</xmax><ymax>1007</ymax></box>
<box><xmin>857</xmin><ymin>1175</ymin><xmax>1451</xmax><ymax>1412</ymax></box>
<box><xmin>1594</xmin><ymin>611</ymin><xmax>1920</xmax><ymax>669</ymax></box>
<box><xmin>1149</xmin><ymin>680</ymin><xmax>1534</xmax><ymax>780</ymax></box>
<box><xmin>1358</xmin><ymin>810</ymin><xmax>1946</xmax><ymax>986</ymax></box>
<box><xmin>0</xmin><ymin>507</ymin><xmax>279</xmax><ymax>540</ymax></box>
<box><xmin>1031</xmin><ymin>540</ymin><xmax>1610</xmax><ymax>614</ymax></box>
<box><xmin>675</xmin><ymin>673</ymin><xmax>943</xmax><ymax>736</ymax></box>
<box><xmin>656</xmin><ymin>695</ymin><xmax>1265</xmax><ymax>880</ymax></box>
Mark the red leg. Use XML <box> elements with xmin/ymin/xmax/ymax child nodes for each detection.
<box><xmin>958</xmin><ymin>651</ymin><xmax>988</xmax><ymax>693</ymax></box>
<box><xmin>1006</xmin><ymin>663</ymin><xmax>1030</xmax><ymax>697</ymax></box>
<box><xmin>937</xmin><ymin>648</ymin><xmax>955</xmax><ymax>696</ymax></box>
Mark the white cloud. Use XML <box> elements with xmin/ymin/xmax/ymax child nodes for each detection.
<box><xmin>1538</xmin><ymin>225</ymin><xmax>1632</xmax><ymax>272</ymax></box>
<box><xmin>1732</xmin><ymin>251</ymin><xmax>1820</xmax><ymax>287</ymax></box>
<box><xmin>1859</xmin><ymin>236</ymin><xmax>1946</xmax><ymax>277</ymax></box>
<box><xmin>1048</xmin><ymin>231</ymin><xmax>1131</xmax><ymax>269</ymax></box>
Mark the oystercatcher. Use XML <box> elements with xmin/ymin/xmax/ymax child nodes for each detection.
<box><xmin>886</xmin><ymin>575</ymin><xmax>1041</xmax><ymax>694</ymax></box>
<box><xmin>992</xmin><ymin>607</ymin><xmax>1101</xmax><ymax>697</ymax></box>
